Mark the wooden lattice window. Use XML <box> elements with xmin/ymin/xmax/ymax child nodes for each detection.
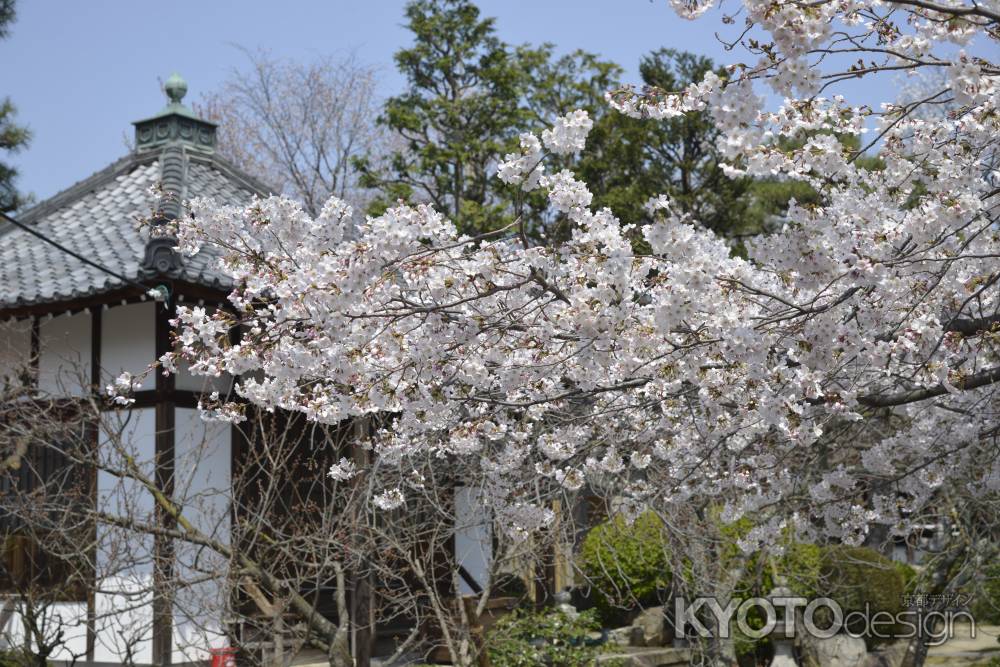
<box><xmin>0</xmin><ymin>403</ymin><xmax>95</xmax><ymax>602</ymax></box>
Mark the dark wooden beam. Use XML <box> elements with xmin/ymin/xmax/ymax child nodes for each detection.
<box><xmin>127</xmin><ymin>389</ymin><xmax>201</xmax><ymax>410</ymax></box>
<box><xmin>86</xmin><ymin>308</ymin><xmax>101</xmax><ymax>662</ymax></box>
<box><xmin>0</xmin><ymin>279</ymin><xmax>229</xmax><ymax>321</ymax></box>
<box><xmin>350</xmin><ymin>419</ymin><xmax>374</xmax><ymax>667</ymax></box>
<box><xmin>89</xmin><ymin>309</ymin><xmax>101</xmax><ymax>392</ymax></box>
<box><xmin>151</xmin><ymin>301</ymin><xmax>177</xmax><ymax>666</ymax></box>
<box><xmin>29</xmin><ymin>316</ymin><xmax>39</xmax><ymax>383</ymax></box>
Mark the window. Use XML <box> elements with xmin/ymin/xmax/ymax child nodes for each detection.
<box><xmin>0</xmin><ymin>401</ymin><xmax>94</xmax><ymax>602</ymax></box>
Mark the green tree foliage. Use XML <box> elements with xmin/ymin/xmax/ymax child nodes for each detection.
<box><xmin>577</xmin><ymin>49</ymin><xmax>758</xmax><ymax>238</ymax></box>
<box><xmin>0</xmin><ymin>0</ymin><xmax>30</xmax><ymax>213</ymax></box>
<box><xmin>579</xmin><ymin>512</ymin><xmax>671</xmax><ymax>624</ymax></box>
<box><xmin>364</xmin><ymin>1</ymin><xmax>819</xmax><ymax>245</ymax></box>
<box><xmin>818</xmin><ymin>545</ymin><xmax>907</xmax><ymax>648</ymax></box>
<box><xmin>359</xmin><ymin>0</ymin><xmax>618</xmax><ymax>237</ymax></box>
<box><xmin>514</xmin><ymin>48</ymin><xmax>623</xmax><ymax>241</ymax></box>
<box><xmin>359</xmin><ymin>0</ymin><xmax>526</xmax><ymax>233</ymax></box>
<box><xmin>970</xmin><ymin>561</ymin><xmax>1000</xmax><ymax>626</ymax></box>
<box><xmin>731</xmin><ymin>542</ymin><xmax>822</xmax><ymax>661</ymax></box>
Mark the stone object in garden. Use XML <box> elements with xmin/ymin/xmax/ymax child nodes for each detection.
<box><xmin>631</xmin><ymin>606</ymin><xmax>668</xmax><ymax>647</ymax></box>
<box><xmin>862</xmin><ymin>640</ymin><xmax>909</xmax><ymax>667</ymax></box>
<box><xmin>596</xmin><ymin>647</ymin><xmax>693</xmax><ymax>666</ymax></box>
<box><xmin>554</xmin><ymin>587</ymin><xmax>579</xmax><ymax>620</ymax></box>
<box><xmin>607</xmin><ymin>625</ymin><xmax>645</xmax><ymax>647</ymax></box>
<box><xmin>769</xmin><ymin>578</ymin><xmax>798</xmax><ymax>667</ymax></box>
<box><xmin>801</xmin><ymin>634</ymin><xmax>868</xmax><ymax>667</ymax></box>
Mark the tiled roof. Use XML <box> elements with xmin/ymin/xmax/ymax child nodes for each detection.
<box><xmin>0</xmin><ymin>151</ymin><xmax>270</xmax><ymax>310</ymax></box>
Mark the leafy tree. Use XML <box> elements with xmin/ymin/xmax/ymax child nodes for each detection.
<box><xmin>819</xmin><ymin>545</ymin><xmax>907</xmax><ymax>649</ymax></box>
<box><xmin>576</xmin><ymin>49</ymin><xmax>758</xmax><ymax>239</ymax></box>
<box><xmin>0</xmin><ymin>0</ymin><xmax>30</xmax><ymax>213</ymax></box>
<box><xmin>359</xmin><ymin>0</ymin><xmax>526</xmax><ymax>234</ymax></box>
<box><xmin>361</xmin><ymin>2</ymin><xmax>880</xmax><ymax>249</ymax></box>
<box><xmin>513</xmin><ymin>48</ymin><xmax>624</xmax><ymax>241</ymax></box>
<box><xmin>360</xmin><ymin>0</ymin><xmax>619</xmax><ymax>238</ymax></box>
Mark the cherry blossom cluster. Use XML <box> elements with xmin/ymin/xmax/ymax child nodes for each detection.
<box><xmin>159</xmin><ymin>0</ymin><xmax>999</xmax><ymax>545</ymax></box>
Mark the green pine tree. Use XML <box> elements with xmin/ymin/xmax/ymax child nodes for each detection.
<box><xmin>358</xmin><ymin>0</ymin><xmax>525</xmax><ymax>234</ymax></box>
<box><xmin>575</xmin><ymin>49</ymin><xmax>760</xmax><ymax>239</ymax></box>
<box><xmin>0</xmin><ymin>0</ymin><xmax>31</xmax><ymax>214</ymax></box>
<box><xmin>359</xmin><ymin>0</ymin><xmax>619</xmax><ymax>238</ymax></box>
<box><xmin>363</xmin><ymin>2</ymin><xmax>811</xmax><ymax>246</ymax></box>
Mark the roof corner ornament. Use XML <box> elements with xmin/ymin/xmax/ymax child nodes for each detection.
<box><xmin>142</xmin><ymin>236</ymin><xmax>182</xmax><ymax>276</ymax></box>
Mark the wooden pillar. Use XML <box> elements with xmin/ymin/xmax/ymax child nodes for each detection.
<box><xmin>86</xmin><ymin>308</ymin><xmax>101</xmax><ymax>662</ymax></box>
<box><xmin>351</xmin><ymin>574</ymin><xmax>373</xmax><ymax>667</ymax></box>
<box><xmin>350</xmin><ymin>419</ymin><xmax>373</xmax><ymax>667</ymax></box>
<box><xmin>29</xmin><ymin>316</ymin><xmax>39</xmax><ymax>383</ymax></box>
<box><xmin>152</xmin><ymin>299</ymin><xmax>176</xmax><ymax>666</ymax></box>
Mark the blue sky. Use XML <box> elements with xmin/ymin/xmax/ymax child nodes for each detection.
<box><xmin>4</xmin><ymin>1</ymin><xmax>904</xmax><ymax>203</ymax></box>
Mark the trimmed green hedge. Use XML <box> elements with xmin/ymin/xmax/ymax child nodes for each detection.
<box><xmin>735</xmin><ymin>544</ymin><xmax>911</xmax><ymax>657</ymax></box>
<box><xmin>732</xmin><ymin>542</ymin><xmax>823</xmax><ymax>661</ymax></box>
<box><xmin>577</xmin><ymin>511</ymin><xmax>914</xmax><ymax>657</ymax></box>
<box><xmin>485</xmin><ymin>608</ymin><xmax>606</xmax><ymax>667</ymax></box>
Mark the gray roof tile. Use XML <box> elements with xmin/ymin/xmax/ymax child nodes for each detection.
<box><xmin>0</xmin><ymin>151</ymin><xmax>271</xmax><ymax>310</ymax></box>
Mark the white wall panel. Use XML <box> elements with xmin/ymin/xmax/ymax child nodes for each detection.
<box><xmin>101</xmin><ymin>302</ymin><xmax>155</xmax><ymax>391</ymax></box>
<box><xmin>0</xmin><ymin>601</ymin><xmax>88</xmax><ymax>660</ymax></box>
<box><xmin>455</xmin><ymin>486</ymin><xmax>492</xmax><ymax>595</ymax></box>
<box><xmin>93</xmin><ymin>407</ymin><xmax>157</xmax><ymax>664</ymax></box>
<box><xmin>39</xmin><ymin>311</ymin><xmax>91</xmax><ymax>396</ymax></box>
<box><xmin>174</xmin><ymin>407</ymin><xmax>231</xmax><ymax>541</ymax></box>
<box><xmin>0</xmin><ymin>319</ymin><xmax>31</xmax><ymax>385</ymax></box>
<box><xmin>172</xmin><ymin>408</ymin><xmax>232</xmax><ymax>663</ymax></box>
<box><xmin>97</xmin><ymin>407</ymin><xmax>157</xmax><ymax>520</ymax></box>
<box><xmin>92</xmin><ymin>575</ymin><xmax>154</xmax><ymax>664</ymax></box>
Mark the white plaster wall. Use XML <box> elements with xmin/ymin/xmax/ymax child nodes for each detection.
<box><xmin>174</xmin><ymin>305</ymin><xmax>230</xmax><ymax>395</ymax></box>
<box><xmin>171</xmin><ymin>408</ymin><xmax>232</xmax><ymax>663</ymax></box>
<box><xmin>0</xmin><ymin>601</ymin><xmax>89</xmax><ymax>659</ymax></box>
<box><xmin>455</xmin><ymin>486</ymin><xmax>492</xmax><ymax>595</ymax></box>
<box><xmin>97</xmin><ymin>407</ymin><xmax>157</xmax><ymax>543</ymax></box>
<box><xmin>101</xmin><ymin>302</ymin><xmax>155</xmax><ymax>391</ymax></box>
<box><xmin>38</xmin><ymin>311</ymin><xmax>91</xmax><ymax>396</ymax></box>
<box><xmin>0</xmin><ymin>318</ymin><xmax>31</xmax><ymax>385</ymax></box>
<box><xmin>93</xmin><ymin>407</ymin><xmax>157</xmax><ymax>664</ymax></box>
<box><xmin>175</xmin><ymin>360</ymin><xmax>232</xmax><ymax>395</ymax></box>
<box><xmin>92</xmin><ymin>575</ymin><xmax>154</xmax><ymax>664</ymax></box>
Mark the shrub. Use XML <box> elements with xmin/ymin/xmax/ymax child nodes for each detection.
<box><xmin>0</xmin><ymin>649</ymin><xmax>38</xmax><ymax>667</ymax></box>
<box><xmin>893</xmin><ymin>560</ymin><xmax>919</xmax><ymax>596</ymax></box>
<box><xmin>970</xmin><ymin>561</ymin><xmax>1000</xmax><ymax>625</ymax></box>
<box><xmin>578</xmin><ymin>512</ymin><xmax>671</xmax><ymax>625</ymax></box>
<box><xmin>732</xmin><ymin>542</ymin><xmax>823</xmax><ymax>662</ymax></box>
<box><xmin>735</xmin><ymin>542</ymin><xmax>824</xmax><ymax>599</ymax></box>
<box><xmin>818</xmin><ymin>545</ymin><xmax>906</xmax><ymax>648</ymax></box>
<box><xmin>492</xmin><ymin>572</ymin><xmax>529</xmax><ymax>600</ymax></box>
<box><xmin>485</xmin><ymin>607</ymin><xmax>604</xmax><ymax>667</ymax></box>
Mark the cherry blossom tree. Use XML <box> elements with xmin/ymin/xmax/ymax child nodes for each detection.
<box><xmin>134</xmin><ymin>1</ymin><xmax>1000</xmax><ymax>662</ymax></box>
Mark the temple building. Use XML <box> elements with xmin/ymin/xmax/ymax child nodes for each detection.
<box><xmin>0</xmin><ymin>75</ymin><xmax>498</xmax><ymax>667</ymax></box>
<box><xmin>0</xmin><ymin>75</ymin><xmax>270</xmax><ymax>666</ymax></box>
